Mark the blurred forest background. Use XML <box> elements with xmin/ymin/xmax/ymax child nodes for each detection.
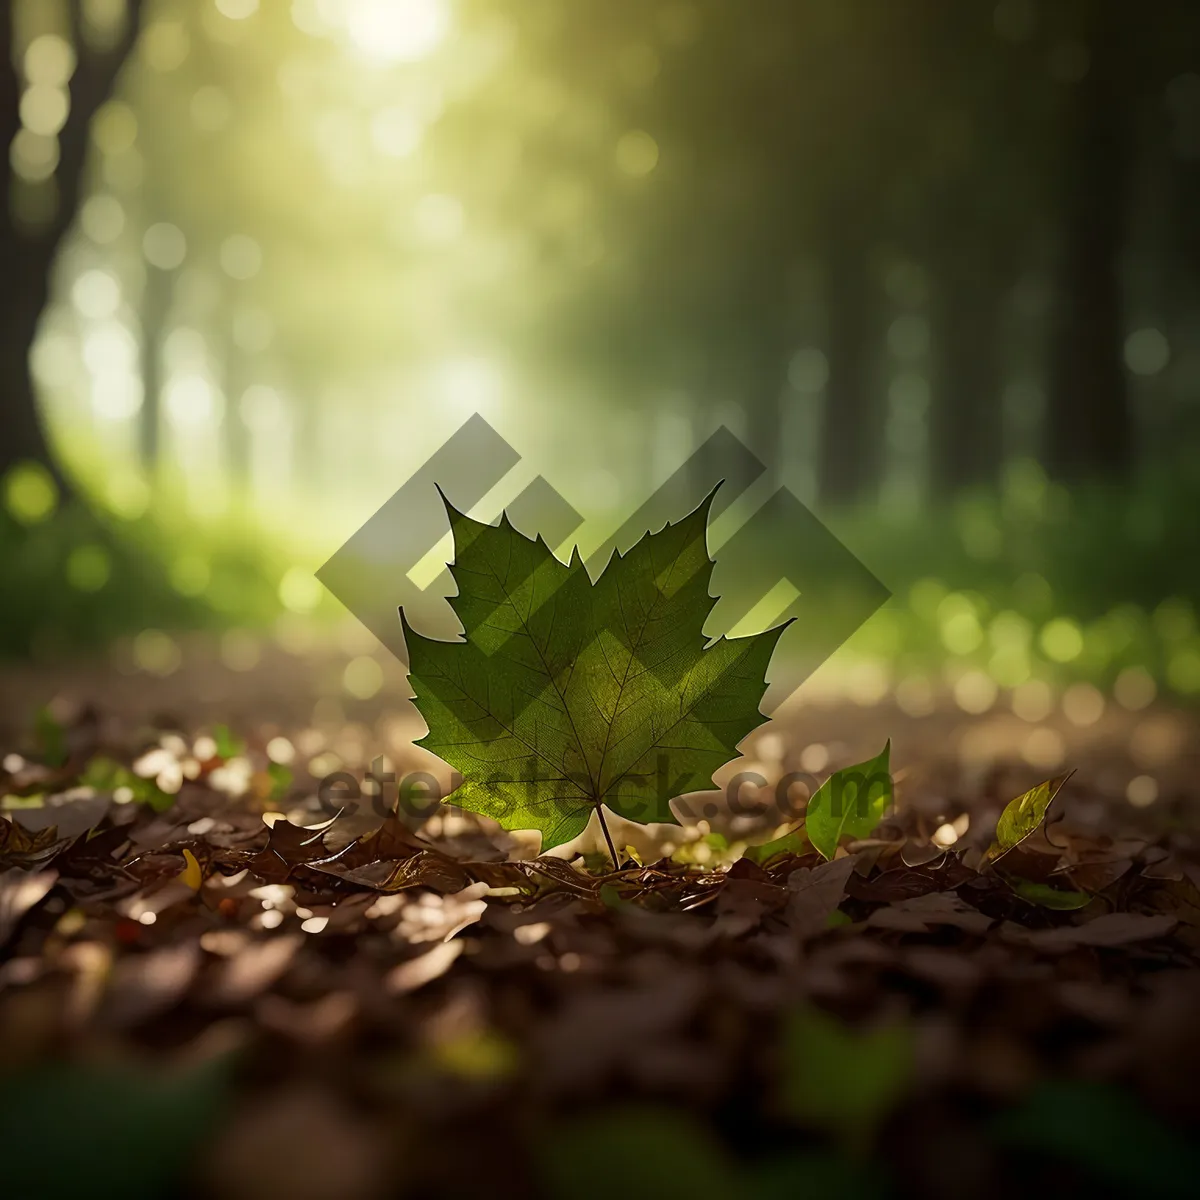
<box><xmin>2</xmin><ymin>0</ymin><xmax>1199</xmax><ymax>728</ymax></box>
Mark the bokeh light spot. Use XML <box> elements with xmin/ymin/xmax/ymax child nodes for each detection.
<box><xmin>344</xmin><ymin>0</ymin><xmax>449</xmax><ymax>63</ymax></box>
<box><xmin>344</xmin><ymin>655</ymin><xmax>384</xmax><ymax>700</ymax></box>
<box><xmin>1062</xmin><ymin>682</ymin><xmax>1104</xmax><ymax>727</ymax></box>
<box><xmin>216</xmin><ymin>0</ymin><xmax>260</xmax><ymax>20</ymax></box>
<box><xmin>1167</xmin><ymin>648</ymin><xmax>1200</xmax><ymax>694</ymax></box>
<box><xmin>1126</xmin><ymin>775</ymin><xmax>1158</xmax><ymax>808</ymax></box>
<box><xmin>220</xmin><ymin>234</ymin><xmax>263</xmax><ymax>279</ymax></box>
<box><xmin>10</xmin><ymin>129</ymin><xmax>60</xmax><ymax>182</ymax></box>
<box><xmin>80</xmin><ymin>194</ymin><xmax>125</xmax><ymax>243</ymax></box>
<box><xmin>279</xmin><ymin>567</ymin><xmax>323</xmax><ymax>614</ymax></box>
<box><xmin>4</xmin><ymin>462</ymin><xmax>59</xmax><ymax>525</ymax></box>
<box><xmin>72</xmin><ymin>269</ymin><xmax>121</xmax><ymax>319</ymax></box>
<box><xmin>143</xmin><ymin>222</ymin><xmax>187</xmax><ymax>270</ymax></box>
<box><xmin>1022</xmin><ymin>727</ymin><xmax>1064</xmax><ymax>770</ymax></box>
<box><xmin>92</xmin><ymin>100</ymin><xmax>138</xmax><ymax>154</ymax></box>
<box><xmin>1012</xmin><ymin>679</ymin><xmax>1053</xmax><ymax>722</ymax></box>
<box><xmin>171</xmin><ymin>555</ymin><xmax>211</xmax><ymax>596</ymax></box>
<box><xmin>133</xmin><ymin>630</ymin><xmax>183</xmax><ymax>676</ymax></box>
<box><xmin>24</xmin><ymin>34</ymin><xmax>76</xmax><ymax>87</ymax></box>
<box><xmin>371</xmin><ymin>106</ymin><xmax>422</xmax><ymax>158</ymax></box>
<box><xmin>20</xmin><ymin>85</ymin><xmax>71</xmax><ymax>137</ymax></box>
<box><xmin>886</xmin><ymin>313</ymin><xmax>930</xmax><ymax>360</ymax></box>
<box><xmin>1114</xmin><ymin>666</ymin><xmax>1156</xmax><ymax>711</ymax></box>
<box><xmin>615</xmin><ymin>129</ymin><xmax>659</xmax><ymax>177</ymax></box>
<box><xmin>1040</xmin><ymin>617</ymin><xmax>1083</xmax><ymax>663</ymax></box>
<box><xmin>954</xmin><ymin>670</ymin><xmax>997</xmax><ymax>714</ymax></box>
<box><xmin>191</xmin><ymin>85</ymin><xmax>234</xmax><ymax>132</ymax></box>
<box><xmin>787</xmin><ymin>347</ymin><xmax>829</xmax><ymax>393</ymax></box>
<box><xmin>221</xmin><ymin>630</ymin><xmax>262</xmax><ymax>672</ymax></box>
<box><xmin>67</xmin><ymin>544</ymin><xmax>113</xmax><ymax>592</ymax></box>
<box><xmin>1124</xmin><ymin>327</ymin><xmax>1170</xmax><ymax>376</ymax></box>
<box><xmin>140</xmin><ymin>21</ymin><xmax>190</xmax><ymax>72</ymax></box>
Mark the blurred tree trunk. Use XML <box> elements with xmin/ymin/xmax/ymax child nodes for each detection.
<box><xmin>0</xmin><ymin>0</ymin><xmax>144</xmax><ymax>485</ymax></box>
<box><xmin>746</xmin><ymin>361</ymin><xmax>784</xmax><ymax>487</ymax></box>
<box><xmin>140</xmin><ymin>263</ymin><xmax>168</xmax><ymax>475</ymax></box>
<box><xmin>740</xmin><ymin>290</ymin><xmax>789</xmax><ymax>488</ymax></box>
<box><xmin>930</xmin><ymin>260</ymin><xmax>1005</xmax><ymax>494</ymax></box>
<box><xmin>818</xmin><ymin>222</ymin><xmax>878</xmax><ymax>506</ymax></box>
<box><xmin>1046</xmin><ymin>0</ymin><xmax>1132</xmax><ymax>481</ymax></box>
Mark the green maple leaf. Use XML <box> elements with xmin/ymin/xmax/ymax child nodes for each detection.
<box><xmin>402</xmin><ymin>489</ymin><xmax>789</xmax><ymax>852</ymax></box>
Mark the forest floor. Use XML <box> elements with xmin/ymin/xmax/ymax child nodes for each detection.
<box><xmin>2</xmin><ymin>644</ymin><xmax>1199</xmax><ymax>1200</ymax></box>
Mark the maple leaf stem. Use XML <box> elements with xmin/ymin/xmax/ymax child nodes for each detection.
<box><xmin>597</xmin><ymin>806</ymin><xmax>620</xmax><ymax>868</ymax></box>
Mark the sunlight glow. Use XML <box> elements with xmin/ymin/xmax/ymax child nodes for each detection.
<box><xmin>343</xmin><ymin>0</ymin><xmax>450</xmax><ymax>64</ymax></box>
<box><xmin>437</xmin><ymin>356</ymin><xmax>504</xmax><ymax>416</ymax></box>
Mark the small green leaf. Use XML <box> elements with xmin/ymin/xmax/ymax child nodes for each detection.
<box><xmin>744</xmin><ymin>824</ymin><xmax>809</xmax><ymax>865</ymax></box>
<box><xmin>267</xmin><ymin>761</ymin><xmax>293</xmax><ymax>801</ymax></box>
<box><xmin>982</xmin><ymin>772</ymin><xmax>1071</xmax><ymax>867</ymax></box>
<box><xmin>1</xmin><ymin>792</ymin><xmax>45</xmax><ymax>811</ymax></box>
<box><xmin>599</xmin><ymin>882</ymin><xmax>631</xmax><ymax>909</ymax></box>
<box><xmin>783</xmin><ymin>1005</ymin><xmax>913</xmax><ymax>1151</ymax></box>
<box><xmin>212</xmin><ymin>724</ymin><xmax>245</xmax><ymax>761</ymax></box>
<box><xmin>81</xmin><ymin>756</ymin><xmax>174</xmax><ymax>813</ymax></box>
<box><xmin>804</xmin><ymin>743</ymin><xmax>893</xmax><ymax>861</ymax></box>
<box><xmin>34</xmin><ymin>707</ymin><xmax>67</xmax><ymax>768</ymax></box>
<box><xmin>1007</xmin><ymin>877</ymin><xmax>1092</xmax><ymax>910</ymax></box>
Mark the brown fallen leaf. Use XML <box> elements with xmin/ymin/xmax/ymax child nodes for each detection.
<box><xmin>868</xmin><ymin>891</ymin><xmax>994</xmax><ymax>935</ymax></box>
<box><xmin>708</xmin><ymin>876</ymin><xmax>789</xmax><ymax>940</ymax></box>
<box><xmin>782</xmin><ymin>856</ymin><xmax>856</xmax><ymax>940</ymax></box>
<box><xmin>1001</xmin><ymin>912</ymin><xmax>1178</xmax><ymax>951</ymax></box>
<box><xmin>238</xmin><ymin>818</ymin><xmax>354</xmax><ymax>884</ymax></box>
<box><xmin>1056</xmin><ymin>857</ymin><xmax>1134</xmax><ymax>891</ymax></box>
<box><xmin>0</xmin><ymin>867</ymin><xmax>57</xmax><ymax>946</ymax></box>
<box><xmin>0</xmin><ymin>817</ymin><xmax>67</xmax><ymax>868</ymax></box>
<box><xmin>524</xmin><ymin>855</ymin><xmax>601</xmax><ymax>895</ymax></box>
<box><xmin>847</xmin><ymin>858</ymin><xmax>975</xmax><ymax>903</ymax></box>
<box><xmin>387</xmin><ymin>939</ymin><xmax>464</xmax><ymax>993</ymax></box>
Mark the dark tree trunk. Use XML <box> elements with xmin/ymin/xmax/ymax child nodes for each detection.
<box><xmin>1046</xmin><ymin>0</ymin><xmax>1132</xmax><ymax>481</ymax></box>
<box><xmin>0</xmin><ymin>9</ymin><xmax>56</xmax><ymax>479</ymax></box>
<box><xmin>0</xmin><ymin>246</ymin><xmax>55</xmax><ymax>476</ymax></box>
<box><xmin>930</xmin><ymin>262</ymin><xmax>1006</xmax><ymax>494</ymax></box>
<box><xmin>818</xmin><ymin>225</ymin><xmax>878</xmax><ymax>506</ymax></box>
<box><xmin>0</xmin><ymin>0</ymin><xmax>144</xmax><ymax>484</ymax></box>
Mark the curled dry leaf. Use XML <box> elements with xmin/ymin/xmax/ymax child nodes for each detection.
<box><xmin>0</xmin><ymin>867</ymin><xmax>57</xmax><ymax>946</ymax></box>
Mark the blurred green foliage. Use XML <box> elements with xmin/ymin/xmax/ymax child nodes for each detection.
<box><xmin>0</xmin><ymin>459</ymin><xmax>290</xmax><ymax>661</ymax></box>
<box><xmin>5</xmin><ymin>458</ymin><xmax>1198</xmax><ymax>712</ymax></box>
<box><xmin>0</xmin><ymin>1057</ymin><xmax>232</xmax><ymax>1200</ymax></box>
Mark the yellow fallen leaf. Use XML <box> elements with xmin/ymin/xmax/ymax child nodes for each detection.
<box><xmin>178</xmin><ymin>848</ymin><xmax>203</xmax><ymax>891</ymax></box>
